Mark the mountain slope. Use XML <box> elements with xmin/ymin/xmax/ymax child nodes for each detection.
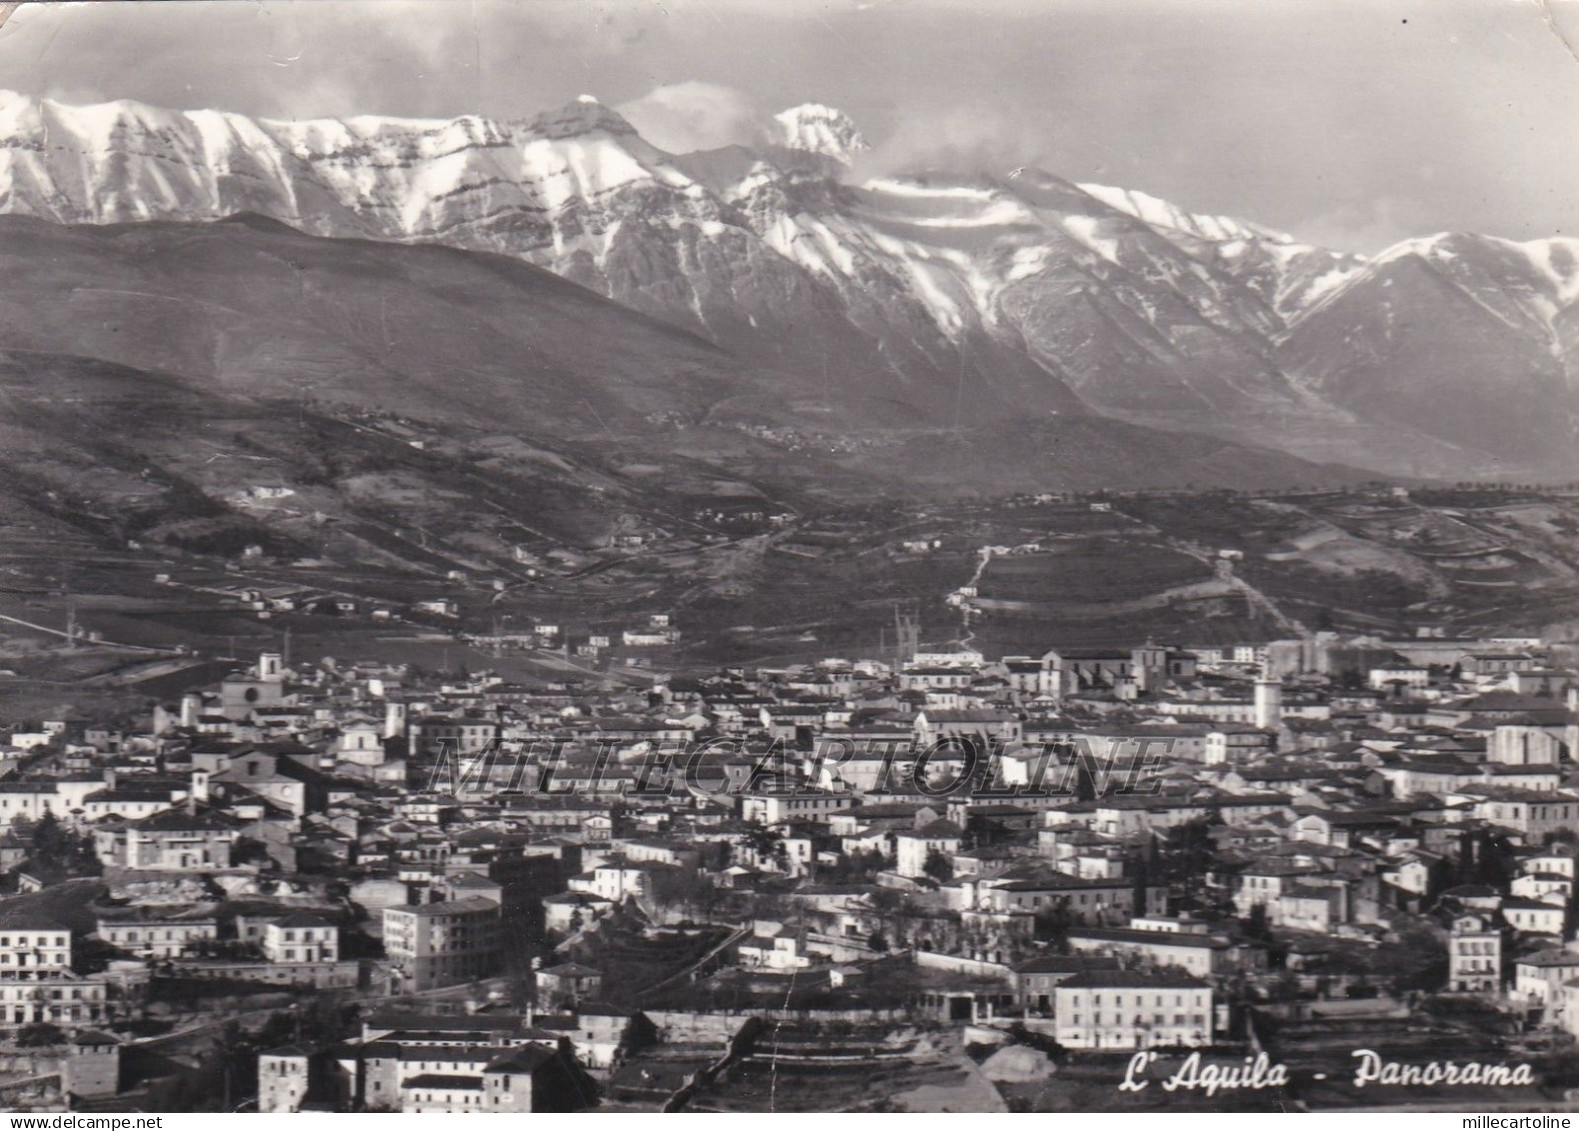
<box><xmin>1274</xmin><ymin>236</ymin><xmax>1579</xmax><ymax>474</ymax></box>
<box><xmin>0</xmin><ymin>213</ymin><xmax>1357</xmax><ymax>520</ymax></box>
<box><xmin>0</xmin><ymin>211</ymin><xmax>795</xmax><ymax>432</ymax></box>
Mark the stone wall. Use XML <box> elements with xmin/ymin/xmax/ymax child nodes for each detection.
<box><xmin>644</xmin><ymin>1006</ymin><xmax>914</xmax><ymax>1043</ymax></box>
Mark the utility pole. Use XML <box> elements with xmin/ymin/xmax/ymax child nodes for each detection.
<box><xmin>61</xmin><ymin>559</ymin><xmax>77</xmax><ymax>649</ymax></box>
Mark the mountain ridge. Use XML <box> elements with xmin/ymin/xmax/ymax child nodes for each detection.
<box><xmin>0</xmin><ymin>88</ymin><xmax>1573</xmax><ymax>480</ymax></box>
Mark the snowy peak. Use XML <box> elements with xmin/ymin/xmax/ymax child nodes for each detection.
<box><xmin>1514</xmin><ymin>236</ymin><xmax>1579</xmax><ymax>305</ymax></box>
<box><xmin>520</xmin><ymin>97</ymin><xmax>640</xmax><ymax>141</ymax></box>
<box><xmin>772</xmin><ymin>103</ymin><xmax>868</xmax><ymax>164</ymax></box>
<box><xmin>1370</xmin><ymin>230</ymin><xmax>1579</xmax><ymax>297</ymax></box>
<box><xmin>1078</xmin><ymin>182</ymin><xmax>1294</xmax><ymax>245</ymax></box>
<box><xmin>1368</xmin><ymin>232</ymin><xmax>1459</xmax><ymax>269</ymax></box>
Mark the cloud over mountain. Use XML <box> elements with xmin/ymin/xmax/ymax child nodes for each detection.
<box><xmin>615</xmin><ymin>81</ymin><xmax>762</xmax><ymax>154</ymax></box>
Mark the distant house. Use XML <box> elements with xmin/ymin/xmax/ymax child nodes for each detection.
<box><xmin>1515</xmin><ymin>948</ymin><xmax>1579</xmax><ymax>1007</ymax></box>
<box><xmin>535</xmin><ymin>962</ymin><xmax>602</xmax><ymax>1007</ymax></box>
<box><xmin>542</xmin><ymin>891</ymin><xmax>614</xmax><ymax>935</ymax></box>
<box><xmin>261</xmin><ymin>914</ymin><xmax>339</xmax><ymax>964</ymax></box>
<box><xmin>1012</xmin><ymin>954</ymin><xmax>1121</xmax><ymax>1014</ymax></box>
<box><xmin>1502</xmin><ymin>898</ymin><xmax>1564</xmax><ymax>937</ymax></box>
<box><xmin>93</xmin><ymin>809</ymin><xmax>240</xmax><ymax>871</ymax></box>
<box><xmin>737</xmin><ymin>920</ymin><xmax>811</xmax><ymax>970</ymax></box>
<box><xmin>1064</xmin><ymin>925</ymin><xmax>1256</xmax><ymax>978</ymax></box>
<box><xmin>894</xmin><ymin>819</ymin><xmax>962</xmax><ymax>879</ymax></box>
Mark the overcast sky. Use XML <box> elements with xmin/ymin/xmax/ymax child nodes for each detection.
<box><xmin>1</xmin><ymin>0</ymin><xmax>1576</xmax><ymax>251</ymax></box>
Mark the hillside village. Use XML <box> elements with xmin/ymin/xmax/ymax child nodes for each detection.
<box><xmin>0</xmin><ymin>630</ymin><xmax>1577</xmax><ymax>1111</ymax></box>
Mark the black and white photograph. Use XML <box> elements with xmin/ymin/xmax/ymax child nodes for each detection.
<box><xmin>0</xmin><ymin>0</ymin><xmax>1576</xmax><ymax>1117</ymax></box>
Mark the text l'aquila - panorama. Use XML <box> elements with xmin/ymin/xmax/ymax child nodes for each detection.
<box><xmin>1119</xmin><ymin>1050</ymin><xmax>1535</xmax><ymax>1097</ymax></box>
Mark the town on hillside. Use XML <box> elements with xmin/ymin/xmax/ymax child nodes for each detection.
<box><xmin>0</xmin><ymin>632</ymin><xmax>1577</xmax><ymax>1112</ymax></box>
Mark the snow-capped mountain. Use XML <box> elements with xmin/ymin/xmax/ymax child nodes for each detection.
<box><xmin>1271</xmin><ymin>231</ymin><xmax>1579</xmax><ymax>471</ymax></box>
<box><xmin>1077</xmin><ymin>183</ymin><xmax>1293</xmax><ymax>245</ymax></box>
<box><xmin>0</xmin><ymin>88</ymin><xmax>1572</xmax><ymax>479</ymax></box>
<box><xmin>772</xmin><ymin>103</ymin><xmax>868</xmax><ymax>164</ymax></box>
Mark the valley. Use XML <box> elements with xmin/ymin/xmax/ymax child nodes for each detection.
<box><xmin>6</xmin><ymin>464</ymin><xmax>1579</xmax><ymax>725</ymax></box>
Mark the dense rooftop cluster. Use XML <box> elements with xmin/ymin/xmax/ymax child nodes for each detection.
<box><xmin>0</xmin><ymin>627</ymin><xmax>1576</xmax><ymax>1111</ymax></box>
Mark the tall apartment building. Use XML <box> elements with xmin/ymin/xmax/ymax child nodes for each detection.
<box><xmin>383</xmin><ymin>897</ymin><xmax>501</xmax><ymax>992</ymax></box>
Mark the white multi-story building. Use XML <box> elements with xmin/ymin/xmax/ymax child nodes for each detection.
<box><xmin>0</xmin><ymin>921</ymin><xmax>72</xmax><ymax>975</ymax></box>
<box><xmin>383</xmin><ymin>898</ymin><xmax>500</xmax><ymax>992</ymax></box>
<box><xmin>740</xmin><ymin>789</ymin><xmax>855</xmax><ymax>826</ymax></box>
<box><xmin>1515</xmin><ymin>949</ymin><xmax>1579</xmax><ymax>1008</ymax></box>
<box><xmin>1460</xmin><ymin>789</ymin><xmax>1579</xmax><ymax>837</ymax></box>
<box><xmin>0</xmin><ymin>914</ymin><xmax>107</xmax><ymax>1028</ymax></box>
<box><xmin>1489</xmin><ymin>725</ymin><xmax>1562</xmax><ymax>766</ymax></box>
<box><xmin>258</xmin><ymin>1047</ymin><xmax>315</xmax><ymax>1114</ymax></box>
<box><xmin>95</xmin><ymin>917</ymin><xmax>217</xmax><ymax>959</ymax></box>
<box><xmin>1448</xmin><ymin>913</ymin><xmax>1502</xmax><ymax>994</ymax></box>
<box><xmin>1502</xmin><ymin>898</ymin><xmax>1565</xmax><ymax>937</ymax></box>
<box><xmin>1053</xmin><ymin>970</ymin><xmax>1214</xmax><ymax>1049</ymax></box>
<box><xmin>262</xmin><ymin>914</ymin><xmax>340</xmax><ymax>964</ymax></box>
